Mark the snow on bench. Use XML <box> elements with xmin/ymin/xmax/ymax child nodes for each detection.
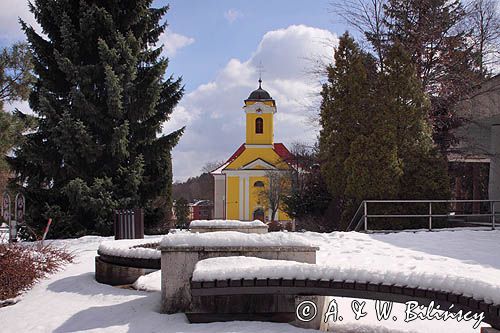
<box><xmin>160</xmin><ymin>231</ymin><xmax>312</xmax><ymax>248</ymax></box>
<box><xmin>98</xmin><ymin>238</ymin><xmax>162</xmax><ymax>259</ymax></box>
<box><xmin>189</xmin><ymin>220</ymin><xmax>266</xmax><ymax>228</ymax></box>
<box><xmin>189</xmin><ymin>220</ymin><xmax>268</xmax><ymax>234</ymax></box>
<box><xmin>96</xmin><ymin>238</ymin><xmax>163</xmax><ymax>285</ymax></box>
<box><xmin>192</xmin><ymin>256</ymin><xmax>500</xmax><ymax>305</ymax></box>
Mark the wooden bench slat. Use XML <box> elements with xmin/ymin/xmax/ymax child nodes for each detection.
<box><xmin>242</xmin><ymin>279</ymin><xmax>255</xmax><ymax>287</ymax></box>
<box><xmin>255</xmin><ymin>279</ymin><xmax>268</xmax><ymax>287</ymax></box>
<box><xmin>269</xmin><ymin>279</ymin><xmax>280</xmax><ymax>287</ymax></box>
<box><xmin>355</xmin><ymin>282</ymin><xmax>368</xmax><ymax>291</ymax></box>
<box><xmin>229</xmin><ymin>279</ymin><xmax>242</xmax><ymax>287</ymax></box>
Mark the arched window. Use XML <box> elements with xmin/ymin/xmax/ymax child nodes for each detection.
<box><xmin>254</xmin><ymin>181</ymin><xmax>264</xmax><ymax>188</ymax></box>
<box><xmin>255</xmin><ymin>117</ymin><xmax>263</xmax><ymax>134</ymax></box>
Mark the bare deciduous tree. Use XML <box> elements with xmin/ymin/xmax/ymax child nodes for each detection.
<box><xmin>201</xmin><ymin>160</ymin><xmax>225</xmax><ymax>174</ymax></box>
<box><xmin>330</xmin><ymin>0</ymin><xmax>388</xmax><ymax>69</ymax></box>
<box><xmin>465</xmin><ymin>0</ymin><xmax>500</xmax><ymax>74</ymax></box>
<box><xmin>256</xmin><ymin>171</ymin><xmax>291</xmax><ymax>222</ymax></box>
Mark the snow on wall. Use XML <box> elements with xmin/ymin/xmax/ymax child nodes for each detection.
<box><xmin>193</xmin><ymin>256</ymin><xmax>500</xmax><ymax>305</ymax></box>
<box><xmin>160</xmin><ymin>231</ymin><xmax>313</xmax><ymax>248</ymax></box>
<box><xmin>189</xmin><ymin>219</ymin><xmax>267</xmax><ymax>228</ymax></box>
<box><xmin>98</xmin><ymin>238</ymin><xmax>162</xmax><ymax>259</ymax></box>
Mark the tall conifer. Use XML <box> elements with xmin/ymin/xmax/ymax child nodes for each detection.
<box><xmin>10</xmin><ymin>1</ymin><xmax>183</xmax><ymax>237</ymax></box>
<box><xmin>319</xmin><ymin>33</ymin><xmax>450</xmax><ymax>229</ymax></box>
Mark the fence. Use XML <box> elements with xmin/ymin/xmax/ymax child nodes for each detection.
<box><xmin>114</xmin><ymin>209</ymin><xmax>144</xmax><ymax>240</ymax></box>
<box><xmin>347</xmin><ymin>200</ymin><xmax>500</xmax><ymax>232</ymax></box>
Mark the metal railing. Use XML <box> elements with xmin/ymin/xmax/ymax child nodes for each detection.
<box><xmin>346</xmin><ymin>200</ymin><xmax>500</xmax><ymax>232</ymax></box>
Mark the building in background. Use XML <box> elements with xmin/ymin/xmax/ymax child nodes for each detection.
<box><xmin>211</xmin><ymin>80</ymin><xmax>293</xmax><ymax>223</ymax></box>
<box><xmin>449</xmin><ymin>75</ymin><xmax>500</xmax><ymax>209</ymax></box>
<box><xmin>190</xmin><ymin>200</ymin><xmax>213</xmax><ymax>220</ymax></box>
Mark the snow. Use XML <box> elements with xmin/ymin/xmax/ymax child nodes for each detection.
<box><xmin>160</xmin><ymin>230</ymin><xmax>312</xmax><ymax>248</ymax></box>
<box><xmin>98</xmin><ymin>237</ymin><xmax>162</xmax><ymax>259</ymax></box>
<box><xmin>189</xmin><ymin>219</ymin><xmax>267</xmax><ymax>228</ymax></box>
<box><xmin>133</xmin><ymin>270</ymin><xmax>162</xmax><ymax>292</ymax></box>
<box><xmin>211</xmin><ymin>161</ymin><xmax>230</xmax><ymax>174</ymax></box>
<box><xmin>1</xmin><ymin>230</ymin><xmax>498</xmax><ymax>332</ymax></box>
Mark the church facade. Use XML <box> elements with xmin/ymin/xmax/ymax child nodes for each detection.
<box><xmin>211</xmin><ymin>81</ymin><xmax>292</xmax><ymax>222</ymax></box>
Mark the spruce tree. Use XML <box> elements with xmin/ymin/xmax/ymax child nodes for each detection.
<box><xmin>10</xmin><ymin>1</ymin><xmax>183</xmax><ymax>237</ymax></box>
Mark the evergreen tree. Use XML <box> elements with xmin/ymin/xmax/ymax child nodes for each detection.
<box><xmin>319</xmin><ymin>33</ymin><xmax>450</xmax><ymax>229</ymax></box>
<box><xmin>381</xmin><ymin>43</ymin><xmax>450</xmax><ymax>201</ymax></box>
<box><xmin>319</xmin><ymin>32</ymin><xmax>376</xmax><ymax>201</ymax></box>
<box><xmin>383</xmin><ymin>0</ymin><xmax>481</xmax><ymax>149</ymax></box>
<box><xmin>10</xmin><ymin>1</ymin><xmax>184</xmax><ymax>237</ymax></box>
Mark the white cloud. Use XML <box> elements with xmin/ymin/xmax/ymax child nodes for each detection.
<box><xmin>164</xmin><ymin>25</ymin><xmax>338</xmax><ymax>181</ymax></box>
<box><xmin>159</xmin><ymin>29</ymin><xmax>195</xmax><ymax>57</ymax></box>
<box><xmin>0</xmin><ymin>1</ymin><xmax>194</xmax><ymax>59</ymax></box>
<box><xmin>224</xmin><ymin>9</ymin><xmax>242</xmax><ymax>23</ymax></box>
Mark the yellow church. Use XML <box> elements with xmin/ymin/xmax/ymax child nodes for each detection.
<box><xmin>212</xmin><ymin>79</ymin><xmax>293</xmax><ymax>223</ymax></box>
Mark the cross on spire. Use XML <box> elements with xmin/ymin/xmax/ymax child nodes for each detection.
<box><xmin>257</xmin><ymin>61</ymin><xmax>265</xmax><ymax>89</ymax></box>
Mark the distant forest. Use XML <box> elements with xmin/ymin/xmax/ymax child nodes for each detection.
<box><xmin>173</xmin><ymin>173</ymin><xmax>214</xmax><ymax>202</ymax></box>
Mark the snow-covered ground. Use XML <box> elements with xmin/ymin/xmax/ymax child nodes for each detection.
<box><xmin>1</xmin><ymin>230</ymin><xmax>498</xmax><ymax>332</ymax></box>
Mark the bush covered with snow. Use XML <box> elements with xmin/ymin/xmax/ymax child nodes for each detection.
<box><xmin>0</xmin><ymin>242</ymin><xmax>74</xmax><ymax>301</ymax></box>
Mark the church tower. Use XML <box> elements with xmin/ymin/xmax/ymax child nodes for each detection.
<box><xmin>211</xmin><ymin>80</ymin><xmax>292</xmax><ymax>224</ymax></box>
<box><xmin>243</xmin><ymin>79</ymin><xmax>276</xmax><ymax>146</ymax></box>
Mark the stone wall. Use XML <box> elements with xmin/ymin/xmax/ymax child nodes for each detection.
<box><xmin>160</xmin><ymin>245</ymin><xmax>318</xmax><ymax>314</ymax></box>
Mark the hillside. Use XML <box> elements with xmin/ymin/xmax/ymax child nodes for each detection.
<box><xmin>173</xmin><ymin>173</ymin><xmax>214</xmax><ymax>202</ymax></box>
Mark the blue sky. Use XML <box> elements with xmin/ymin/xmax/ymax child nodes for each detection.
<box><xmin>0</xmin><ymin>1</ymin><xmax>351</xmax><ymax>181</ymax></box>
<box><xmin>159</xmin><ymin>0</ymin><xmax>340</xmax><ymax>90</ymax></box>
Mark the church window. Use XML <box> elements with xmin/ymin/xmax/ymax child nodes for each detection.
<box><xmin>255</xmin><ymin>117</ymin><xmax>263</xmax><ymax>134</ymax></box>
<box><xmin>254</xmin><ymin>181</ymin><xmax>264</xmax><ymax>187</ymax></box>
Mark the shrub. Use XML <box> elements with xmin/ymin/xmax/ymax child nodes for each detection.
<box><xmin>0</xmin><ymin>242</ymin><xmax>74</xmax><ymax>301</ymax></box>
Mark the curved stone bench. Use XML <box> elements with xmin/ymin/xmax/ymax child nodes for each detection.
<box><xmin>95</xmin><ymin>240</ymin><xmax>161</xmax><ymax>286</ymax></box>
<box><xmin>189</xmin><ymin>274</ymin><xmax>500</xmax><ymax>330</ymax></box>
<box><xmin>187</xmin><ymin>257</ymin><xmax>500</xmax><ymax>329</ymax></box>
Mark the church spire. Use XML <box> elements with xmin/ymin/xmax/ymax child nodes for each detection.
<box><xmin>257</xmin><ymin>61</ymin><xmax>265</xmax><ymax>89</ymax></box>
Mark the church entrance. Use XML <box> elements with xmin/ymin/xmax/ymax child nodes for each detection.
<box><xmin>253</xmin><ymin>208</ymin><xmax>265</xmax><ymax>222</ymax></box>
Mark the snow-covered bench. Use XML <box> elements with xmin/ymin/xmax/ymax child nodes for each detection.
<box><xmin>189</xmin><ymin>219</ymin><xmax>268</xmax><ymax>234</ymax></box>
<box><xmin>188</xmin><ymin>257</ymin><xmax>500</xmax><ymax>330</ymax></box>
<box><xmin>95</xmin><ymin>238</ymin><xmax>161</xmax><ymax>285</ymax></box>
<box><xmin>159</xmin><ymin>232</ymin><xmax>319</xmax><ymax>314</ymax></box>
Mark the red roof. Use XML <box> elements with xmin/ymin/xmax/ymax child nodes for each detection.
<box><xmin>273</xmin><ymin>143</ymin><xmax>292</xmax><ymax>162</ymax></box>
<box><xmin>226</xmin><ymin>144</ymin><xmax>246</xmax><ymax>164</ymax></box>
<box><xmin>213</xmin><ymin>142</ymin><xmax>293</xmax><ymax>173</ymax></box>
